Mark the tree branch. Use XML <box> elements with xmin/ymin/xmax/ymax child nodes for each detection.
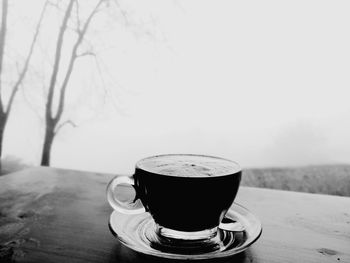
<box><xmin>113</xmin><ymin>0</ymin><xmax>128</xmax><ymax>25</ymax></box>
<box><xmin>5</xmin><ymin>0</ymin><xmax>49</xmax><ymax>115</ymax></box>
<box><xmin>47</xmin><ymin>0</ymin><xmax>62</xmax><ymax>10</ymax></box>
<box><xmin>76</xmin><ymin>50</ymin><xmax>96</xmax><ymax>58</ymax></box>
<box><xmin>74</xmin><ymin>0</ymin><xmax>81</xmax><ymax>33</ymax></box>
<box><xmin>54</xmin><ymin>119</ymin><xmax>77</xmax><ymax>134</ymax></box>
<box><xmin>46</xmin><ymin>0</ymin><xmax>75</xmax><ymax>125</ymax></box>
<box><xmin>53</xmin><ymin>0</ymin><xmax>105</xmax><ymax>123</ymax></box>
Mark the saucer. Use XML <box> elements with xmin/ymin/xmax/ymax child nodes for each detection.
<box><xmin>108</xmin><ymin>203</ymin><xmax>262</xmax><ymax>260</ymax></box>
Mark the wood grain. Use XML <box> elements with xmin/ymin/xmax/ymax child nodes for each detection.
<box><xmin>0</xmin><ymin>167</ymin><xmax>349</xmax><ymax>263</ymax></box>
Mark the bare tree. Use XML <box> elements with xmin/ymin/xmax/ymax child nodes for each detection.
<box><xmin>0</xmin><ymin>0</ymin><xmax>47</xmax><ymax>169</ymax></box>
<box><xmin>41</xmin><ymin>0</ymin><xmax>107</xmax><ymax>166</ymax></box>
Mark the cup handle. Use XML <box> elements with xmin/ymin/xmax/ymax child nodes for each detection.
<box><xmin>106</xmin><ymin>176</ymin><xmax>146</xmax><ymax>215</ymax></box>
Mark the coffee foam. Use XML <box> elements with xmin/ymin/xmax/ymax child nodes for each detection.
<box><xmin>138</xmin><ymin>155</ymin><xmax>240</xmax><ymax>177</ymax></box>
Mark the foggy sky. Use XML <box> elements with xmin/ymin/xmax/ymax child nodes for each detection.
<box><xmin>3</xmin><ymin>0</ymin><xmax>350</xmax><ymax>174</ymax></box>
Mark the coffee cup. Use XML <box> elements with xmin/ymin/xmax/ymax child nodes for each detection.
<box><xmin>107</xmin><ymin>154</ymin><xmax>241</xmax><ymax>242</ymax></box>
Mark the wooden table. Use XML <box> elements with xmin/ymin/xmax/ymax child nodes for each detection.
<box><xmin>0</xmin><ymin>167</ymin><xmax>349</xmax><ymax>263</ymax></box>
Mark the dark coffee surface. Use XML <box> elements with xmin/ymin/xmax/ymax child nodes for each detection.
<box><xmin>137</xmin><ymin>154</ymin><xmax>240</xmax><ymax>177</ymax></box>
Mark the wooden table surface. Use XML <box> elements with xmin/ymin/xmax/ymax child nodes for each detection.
<box><xmin>0</xmin><ymin>167</ymin><xmax>349</xmax><ymax>263</ymax></box>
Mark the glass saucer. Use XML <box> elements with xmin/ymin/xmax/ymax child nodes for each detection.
<box><xmin>108</xmin><ymin>203</ymin><xmax>262</xmax><ymax>260</ymax></box>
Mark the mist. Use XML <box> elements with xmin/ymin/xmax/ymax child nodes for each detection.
<box><xmin>2</xmin><ymin>0</ymin><xmax>350</xmax><ymax>174</ymax></box>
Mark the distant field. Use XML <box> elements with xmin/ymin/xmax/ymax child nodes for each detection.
<box><xmin>1</xmin><ymin>157</ymin><xmax>350</xmax><ymax>197</ymax></box>
<box><xmin>0</xmin><ymin>156</ymin><xmax>29</xmax><ymax>176</ymax></box>
<box><xmin>242</xmin><ymin>165</ymin><xmax>350</xmax><ymax>197</ymax></box>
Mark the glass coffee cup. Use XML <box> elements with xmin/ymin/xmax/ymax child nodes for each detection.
<box><xmin>107</xmin><ymin>154</ymin><xmax>241</xmax><ymax>243</ymax></box>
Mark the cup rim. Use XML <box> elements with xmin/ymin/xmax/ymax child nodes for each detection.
<box><xmin>135</xmin><ymin>154</ymin><xmax>241</xmax><ymax>178</ymax></box>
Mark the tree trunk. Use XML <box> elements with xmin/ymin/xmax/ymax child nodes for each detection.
<box><xmin>0</xmin><ymin>113</ymin><xmax>7</xmax><ymax>173</ymax></box>
<box><xmin>0</xmin><ymin>124</ymin><xmax>4</xmax><ymax>173</ymax></box>
<box><xmin>0</xmin><ymin>126</ymin><xmax>3</xmax><ymax>159</ymax></box>
<box><xmin>0</xmin><ymin>0</ymin><xmax>8</xmax><ymax>77</ymax></box>
<box><xmin>0</xmin><ymin>0</ymin><xmax>9</xmax><ymax>115</ymax></box>
<box><xmin>41</xmin><ymin>123</ymin><xmax>55</xmax><ymax>166</ymax></box>
<box><xmin>41</xmin><ymin>0</ymin><xmax>75</xmax><ymax>167</ymax></box>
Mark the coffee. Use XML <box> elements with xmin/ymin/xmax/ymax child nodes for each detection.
<box><xmin>138</xmin><ymin>155</ymin><xmax>239</xmax><ymax>178</ymax></box>
<box><xmin>134</xmin><ymin>155</ymin><xmax>241</xmax><ymax>232</ymax></box>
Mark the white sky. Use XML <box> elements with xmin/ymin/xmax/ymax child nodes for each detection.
<box><xmin>3</xmin><ymin>0</ymin><xmax>350</xmax><ymax>174</ymax></box>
